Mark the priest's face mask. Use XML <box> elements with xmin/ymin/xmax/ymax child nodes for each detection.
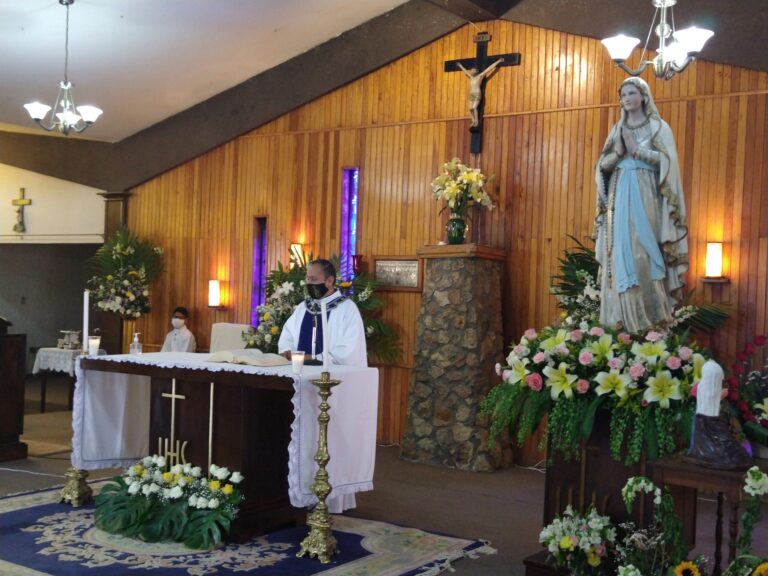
<box><xmin>306</xmin><ymin>263</ymin><xmax>335</xmax><ymax>300</ymax></box>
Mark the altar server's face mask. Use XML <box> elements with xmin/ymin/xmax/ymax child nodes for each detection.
<box><xmin>171</xmin><ymin>318</ymin><xmax>185</xmax><ymax>329</ymax></box>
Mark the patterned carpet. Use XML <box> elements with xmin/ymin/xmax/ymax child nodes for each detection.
<box><xmin>0</xmin><ymin>483</ymin><xmax>495</xmax><ymax>575</ymax></box>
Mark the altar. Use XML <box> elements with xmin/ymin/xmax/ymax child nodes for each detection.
<box><xmin>72</xmin><ymin>352</ymin><xmax>378</xmax><ymax>538</ymax></box>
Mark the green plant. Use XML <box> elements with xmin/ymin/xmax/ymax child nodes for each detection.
<box><xmin>95</xmin><ymin>456</ymin><xmax>243</xmax><ymax>550</ymax></box>
<box><xmin>86</xmin><ymin>227</ymin><xmax>164</xmax><ymax>320</ymax></box>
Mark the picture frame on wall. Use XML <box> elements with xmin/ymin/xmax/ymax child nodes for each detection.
<box><xmin>372</xmin><ymin>256</ymin><xmax>422</xmax><ymax>292</ymax></box>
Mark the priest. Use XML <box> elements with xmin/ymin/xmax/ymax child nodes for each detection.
<box><xmin>278</xmin><ymin>259</ymin><xmax>367</xmax><ymax>367</ymax></box>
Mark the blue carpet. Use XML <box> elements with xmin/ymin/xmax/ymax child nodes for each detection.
<box><xmin>0</xmin><ymin>484</ymin><xmax>495</xmax><ymax>575</ymax></box>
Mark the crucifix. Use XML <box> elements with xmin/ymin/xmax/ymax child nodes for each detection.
<box><xmin>444</xmin><ymin>32</ymin><xmax>521</xmax><ymax>154</ymax></box>
<box><xmin>11</xmin><ymin>188</ymin><xmax>32</xmax><ymax>233</ymax></box>
<box><xmin>158</xmin><ymin>378</ymin><xmax>189</xmax><ymax>466</ymax></box>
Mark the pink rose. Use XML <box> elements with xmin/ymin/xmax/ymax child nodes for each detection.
<box><xmin>645</xmin><ymin>330</ymin><xmax>663</xmax><ymax>342</ymax></box>
<box><xmin>589</xmin><ymin>327</ymin><xmax>605</xmax><ymax>337</ymax></box>
<box><xmin>554</xmin><ymin>343</ymin><xmax>570</xmax><ymax>356</ymax></box>
<box><xmin>690</xmin><ymin>381</ymin><xmax>698</xmax><ymax>397</ymax></box>
<box><xmin>678</xmin><ymin>346</ymin><xmax>693</xmax><ymax>361</ymax></box>
<box><xmin>576</xmin><ymin>379</ymin><xmax>590</xmax><ymax>394</ymax></box>
<box><xmin>526</xmin><ymin>373</ymin><xmax>543</xmax><ymax>391</ymax></box>
<box><xmin>618</xmin><ymin>332</ymin><xmax>632</xmax><ymax>345</ymax></box>
<box><xmin>524</xmin><ymin>328</ymin><xmax>538</xmax><ymax>340</ymax></box>
<box><xmin>629</xmin><ymin>363</ymin><xmax>646</xmax><ymax>381</ymax></box>
<box><xmin>514</xmin><ymin>345</ymin><xmax>528</xmax><ymax>356</ymax></box>
<box><xmin>502</xmin><ymin>370</ymin><xmax>513</xmax><ymax>381</ymax></box>
<box><xmin>569</xmin><ymin>330</ymin><xmax>583</xmax><ymax>342</ymax></box>
<box><xmin>608</xmin><ymin>357</ymin><xmax>624</xmax><ymax>370</ymax></box>
<box><xmin>578</xmin><ymin>351</ymin><xmax>594</xmax><ymax>366</ymax></box>
<box><xmin>666</xmin><ymin>356</ymin><xmax>682</xmax><ymax>370</ymax></box>
<box><xmin>533</xmin><ymin>352</ymin><xmax>546</xmax><ymax>364</ymax></box>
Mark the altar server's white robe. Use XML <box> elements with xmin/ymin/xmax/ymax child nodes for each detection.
<box><xmin>160</xmin><ymin>326</ymin><xmax>197</xmax><ymax>353</ymax></box>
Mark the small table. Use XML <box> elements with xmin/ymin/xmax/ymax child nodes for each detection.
<box><xmin>649</xmin><ymin>456</ymin><xmax>768</xmax><ymax>576</ymax></box>
<box><xmin>32</xmin><ymin>347</ymin><xmax>82</xmax><ymax>412</ymax></box>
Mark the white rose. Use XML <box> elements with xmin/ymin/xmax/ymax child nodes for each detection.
<box><xmin>149</xmin><ymin>483</ymin><xmax>160</xmax><ymax>493</ymax></box>
<box><xmin>182</xmin><ymin>464</ymin><xmax>192</xmax><ymax>474</ymax></box>
<box><xmin>196</xmin><ymin>497</ymin><xmax>209</xmax><ymax>509</ymax></box>
<box><xmin>190</xmin><ymin>466</ymin><xmax>202</xmax><ymax>478</ymax></box>
<box><xmin>169</xmin><ymin>486</ymin><xmax>183</xmax><ymax>499</ymax></box>
<box><xmin>141</xmin><ymin>484</ymin><xmax>151</xmax><ymax>495</ymax></box>
<box><xmin>209</xmin><ymin>464</ymin><xmax>219</xmax><ymax>475</ymax></box>
<box><xmin>155</xmin><ymin>456</ymin><xmax>167</xmax><ymax>468</ymax></box>
<box><xmin>142</xmin><ymin>456</ymin><xmax>153</xmax><ymax>466</ymax></box>
<box><xmin>214</xmin><ymin>467</ymin><xmax>230</xmax><ymax>480</ymax></box>
<box><xmin>170</xmin><ymin>464</ymin><xmax>182</xmax><ymax>474</ymax></box>
<box><xmin>188</xmin><ymin>495</ymin><xmax>198</xmax><ymax>507</ymax></box>
<box><xmin>229</xmin><ymin>471</ymin><xmax>244</xmax><ymax>484</ymax></box>
<box><xmin>208</xmin><ymin>498</ymin><xmax>220</xmax><ymax>509</ymax></box>
<box><xmin>128</xmin><ymin>483</ymin><xmax>140</xmax><ymax>495</ymax></box>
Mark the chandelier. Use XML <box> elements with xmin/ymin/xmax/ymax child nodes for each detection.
<box><xmin>23</xmin><ymin>0</ymin><xmax>102</xmax><ymax>135</ymax></box>
<box><xmin>601</xmin><ymin>0</ymin><xmax>713</xmax><ymax>81</ymax></box>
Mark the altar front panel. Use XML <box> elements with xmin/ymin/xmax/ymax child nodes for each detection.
<box><xmin>72</xmin><ymin>353</ymin><xmax>379</xmax><ymax>534</ymax></box>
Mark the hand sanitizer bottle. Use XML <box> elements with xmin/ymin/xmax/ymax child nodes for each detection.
<box><xmin>129</xmin><ymin>332</ymin><xmax>142</xmax><ymax>355</ymax></box>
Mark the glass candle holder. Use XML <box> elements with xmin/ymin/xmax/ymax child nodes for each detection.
<box><xmin>88</xmin><ymin>335</ymin><xmax>101</xmax><ymax>356</ymax></box>
<box><xmin>291</xmin><ymin>351</ymin><xmax>305</xmax><ymax>375</ymax></box>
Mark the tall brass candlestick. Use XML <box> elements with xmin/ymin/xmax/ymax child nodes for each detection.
<box><xmin>297</xmin><ymin>371</ymin><xmax>340</xmax><ymax>563</ymax></box>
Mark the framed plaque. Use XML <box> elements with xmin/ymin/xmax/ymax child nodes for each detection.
<box><xmin>373</xmin><ymin>256</ymin><xmax>422</xmax><ymax>292</ymax></box>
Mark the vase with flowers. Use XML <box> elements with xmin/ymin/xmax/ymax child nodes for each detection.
<box><xmin>431</xmin><ymin>158</ymin><xmax>494</xmax><ymax>244</ymax></box>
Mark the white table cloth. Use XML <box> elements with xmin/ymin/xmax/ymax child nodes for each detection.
<box><xmin>33</xmin><ymin>347</ymin><xmax>83</xmax><ymax>377</ymax></box>
<box><xmin>71</xmin><ymin>352</ymin><xmax>378</xmax><ymax>512</ymax></box>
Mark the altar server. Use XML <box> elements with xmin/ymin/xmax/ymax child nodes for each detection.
<box><xmin>160</xmin><ymin>306</ymin><xmax>197</xmax><ymax>352</ymax></box>
<box><xmin>278</xmin><ymin>259</ymin><xmax>367</xmax><ymax>367</ymax></box>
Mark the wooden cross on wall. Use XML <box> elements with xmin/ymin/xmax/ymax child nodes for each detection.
<box><xmin>12</xmin><ymin>188</ymin><xmax>32</xmax><ymax>233</ymax></box>
<box><xmin>444</xmin><ymin>32</ymin><xmax>520</xmax><ymax>154</ymax></box>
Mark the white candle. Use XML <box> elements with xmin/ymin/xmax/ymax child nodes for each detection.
<box><xmin>320</xmin><ymin>301</ymin><xmax>329</xmax><ymax>370</ymax></box>
<box><xmin>83</xmin><ymin>290</ymin><xmax>89</xmax><ymax>353</ymax></box>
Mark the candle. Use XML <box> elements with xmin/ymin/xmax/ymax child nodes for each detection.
<box><xmin>82</xmin><ymin>290</ymin><xmax>89</xmax><ymax>353</ymax></box>
<box><xmin>320</xmin><ymin>301</ymin><xmax>329</xmax><ymax>370</ymax></box>
<box><xmin>291</xmin><ymin>351</ymin><xmax>305</xmax><ymax>375</ymax></box>
<box><xmin>88</xmin><ymin>335</ymin><xmax>101</xmax><ymax>356</ymax></box>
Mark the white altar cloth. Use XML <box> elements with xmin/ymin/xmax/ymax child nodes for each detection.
<box><xmin>71</xmin><ymin>352</ymin><xmax>379</xmax><ymax>512</ymax></box>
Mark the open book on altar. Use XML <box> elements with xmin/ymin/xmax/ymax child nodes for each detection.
<box><xmin>206</xmin><ymin>348</ymin><xmax>290</xmax><ymax>367</ymax></box>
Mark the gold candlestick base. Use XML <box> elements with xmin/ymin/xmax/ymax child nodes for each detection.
<box><xmin>59</xmin><ymin>467</ymin><xmax>93</xmax><ymax>507</ymax></box>
<box><xmin>297</xmin><ymin>371</ymin><xmax>340</xmax><ymax>564</ymax></box>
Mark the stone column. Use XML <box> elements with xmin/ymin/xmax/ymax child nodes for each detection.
<box><xmin>400</xmin><ymin>243</ymin><xmax>506</xmax><ymax>472</ymax></box>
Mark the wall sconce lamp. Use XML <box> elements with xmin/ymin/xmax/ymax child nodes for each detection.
<box><xmin>208</xmin><ymin>279</ymin><xmax>225</xmax><ymax>308</ymax></box>
<box><xmin>703</xmin><ymin>242</ymin><xmax>729</xmax><ymax>283</ymax></box>
<box><xmin>289</xmin><ymin>243</ymin><xmax>306</xmax><ymax>269</ymax></box>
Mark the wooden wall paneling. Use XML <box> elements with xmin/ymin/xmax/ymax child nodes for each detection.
<box><xmin>123</xmin><ymin>20</ymin><xmax>768</xmax><ymax>446</ymax></box>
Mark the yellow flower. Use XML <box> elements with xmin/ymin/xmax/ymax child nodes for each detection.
<box><xmin>106</xmin><ymin>274</ymin><xmax>113</xmax><ymax>281</ymax></box>
<box><xmin>209</xmin><ymin>480</ymin><xmax>221</xmax><ymax>491</ymax></box>
<box><xmin>506</xmin><ymin>357</ymin><xmax>530</xmax><ymax>385</ymax></box>
<box><xmin>543</xmin><ymin>362</ymin><xmax>578</xmax><ymax>400</ymax></box>
<box><xmin>222</xmin><ymin>483</ymin><xmax>234</xmax><ymax>495</ymax></box>
<box><xmin>271</xmin><ymin>325</ymin><xmax>279</xmax><ymax>334</ymax></box>
<box><xmin>673</xmin><ymin>560</ymin><xmax>701</xmax><ymax>576</ymax></box>
<box><xmin>644</xmin><ymin>370</ymin><xmax>682</xmax><ymax>408</ymax></box>
<box><xmin>262</xmin><ymin>313</ymin><xmax>270</xmax><ymax>321</ymax></box>
<box><xmin>559</xmin><ymin>535</ymin><xmax>574</xmax><ymax>550</ymax></box>
<box><xmin>339</xmin><ymin>281</ymin><xmax>352</xmax><ymax>288</ymax></box>
<box><xmin>631</xmin><ymin>340</ymin><xmax>668</xmax><ymax>365</ymax></box>
<box><xmin>540</xmin><ymin>329</ymin><xmax>568</xmax><ymax>352</ymax></box>
<box><xmin>132</xmin><ymin>464</ymin><xmax>143</xmax><ymax>475</ymax></box>
<box><xmin>162</xmin><ymin>471</ymin><xmax>173</xmax><ymax>483</ymax></box>
<box><xmin>586</xmin><ymin>548</ymin><xmax>602</xmax><ymax>567</ymax></box>
<box><xmin>594</xmin><ymin>370</ymin><xmax>630</xmax><ymax>399</ymax></box>
<box><xmin>588</xmin><ymin>334</ymin><xmax>617</xmax><ymax>361</ymax></box>
<box><xmin>141</xmin><ymin>470</ymin><xmax>149</xmax><ymax>479</ymax></box>
<box><xmin>753</xmin><ymin>398</ymin><xmax>768</xmax><ymax>418</ymax></box>
<box><xmin>752</xmin><ymin>562</ymin><xmax>768</xmax><ymax>576</ymax></box>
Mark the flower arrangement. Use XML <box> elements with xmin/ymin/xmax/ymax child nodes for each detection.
<box><xmin>539</xmin><ymin>505</ymin><xmax>616</xmax><ymax>575</ymax></box>
<box><xmin>95</xmin><ymin>455</ymin><xmax>244</xmax><ymax>549</ymax></box>
<box><xmin>243</xmin><ymin>253</ymin><xmax>400</xmax><ymax>363</ymax></box>
<box><xmin>616</xmin><ymin>477</ymin><xmax>690</xmax><ymax>576</ymax></box>
<box><xmin>431</xmin><ymin>157</ymin><xmax>494</xmax><ymax>217</ymax></box>
<box><xmin>724</xmin><ymin>466</ymin><xmax>768</xmax><ymax>575</ymax></box>
<box><xmin>87</xmin><ymin>227</ymin><xmax>164</xmax><ymax>320</ymax></box>
<box><xmin>724</xmin><ymin>335</ymin><xmax>768</xmax><ymax>451</ymax></box>
<box><xmin>481</xmin><ymin>323</ymin><xmax>708</xmax><ymax>464</ymax></box>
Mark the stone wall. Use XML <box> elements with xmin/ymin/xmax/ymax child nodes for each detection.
<box><xmin>400</xmin><ymin>247</ymin><xmax>506</xmax><ymax>471</ymax></box>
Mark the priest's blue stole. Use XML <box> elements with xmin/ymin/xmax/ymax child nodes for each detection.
<box><xmin>297</xmin><ymin>308</ymin><xmax>333</xmax><ymax>358</ymax></box>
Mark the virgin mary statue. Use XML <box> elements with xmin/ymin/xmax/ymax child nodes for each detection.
<box><xmin>594</xmin><ymin>77</ymin><xmax>689</xmax><ymax>333</ymax></box>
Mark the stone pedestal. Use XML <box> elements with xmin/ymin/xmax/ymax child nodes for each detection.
<box><xmin>400</xmin><ymin>244</ymin><xmax>506</xmax><ymax>471</ymax></box>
